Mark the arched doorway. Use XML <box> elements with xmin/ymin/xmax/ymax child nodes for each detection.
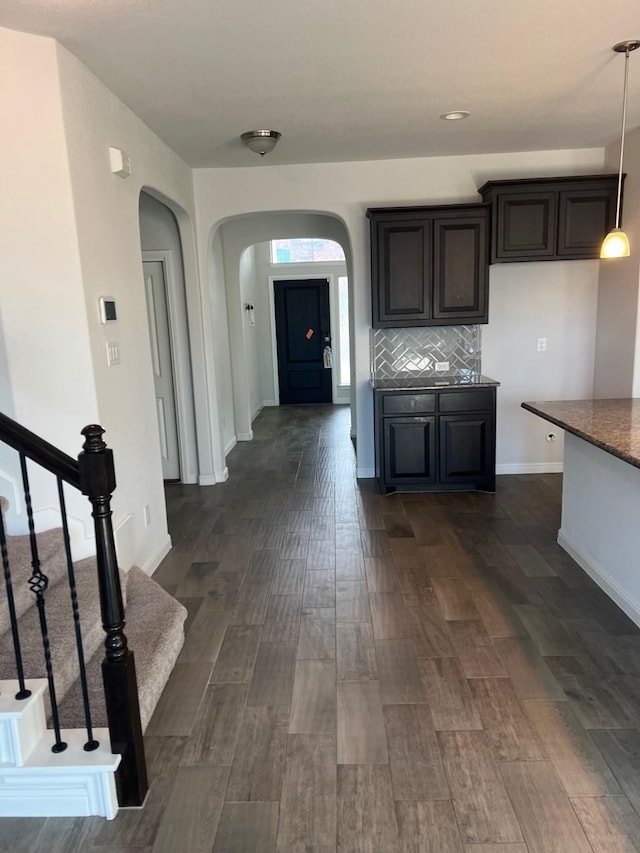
<box><xmin>207</xmin><ymin>211</ymin><xmax>356</xmax><ymax>460</ymax></box>
<box><xmin>139</xmin><ymin>191</ymin><xmax>198</xmax><ymax>484</ymax></box>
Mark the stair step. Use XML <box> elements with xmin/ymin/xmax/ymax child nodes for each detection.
<box><xmin>0</xmin><ymin>727</ymin><xmax>120</xmax><ymax>819</ymax></box>
<box><xmin>0</xmin><ymin>679</ymin><xmax>47</xmax><ymax>766</ymax></box>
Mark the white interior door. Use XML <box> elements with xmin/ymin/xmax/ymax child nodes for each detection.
<box><xmin>143</xmin><ymin>260</ymin><xmax>180</xmax><ymax>480</ymax></box>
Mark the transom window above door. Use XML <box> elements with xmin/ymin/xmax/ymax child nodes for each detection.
<box><xmin>270</xmin><ymin>238</ymin><xmax>345</xmax><ymax>264</ymax></box>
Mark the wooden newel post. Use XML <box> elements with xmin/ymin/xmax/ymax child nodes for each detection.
<box><xmin>78</xmin><ymin>424</ymin><xmax>148</xmax><ymax>808</ymax></box>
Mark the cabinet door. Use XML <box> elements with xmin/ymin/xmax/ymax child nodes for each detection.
<box><xmin>373</xmin><ymin>219</ymin><xmax>431</xmax><ymax>327</ymax></box>
<box><xmin>383</xmin><ymin>417</ymin><xmax>436</xmax><ymax>485</ymax></box>
<box><xmin>432</xmin><ymin>215</ymin><xmax>488</xmax><ymax>322</ymax></box>
<box><xmin>439</xmin><ymin>414</ymin><xmax>495</xmax><ymax>485</ymax></box>
<box><xmin>495</xmin><ymin>191</ymin><xmax>556</xmax><ymax>261</ymax></box>
<box><xmin>557</xmin><ymin>186</ymin><xmax>616</xmax><ymax>258</ymax></box>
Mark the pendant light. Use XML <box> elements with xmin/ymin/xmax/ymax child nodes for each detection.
<box><xmin>600</xmin><ymin>40</ymin><xmax>640</xmax><ymax>259</ymax></box>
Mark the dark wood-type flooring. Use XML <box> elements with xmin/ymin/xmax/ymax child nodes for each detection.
<box><xmin>4</xmin><ymin>404</ymin><xmax>640</xmax><ymax>852</ymax></box>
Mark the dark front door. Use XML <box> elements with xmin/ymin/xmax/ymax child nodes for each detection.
<box><xmin>274</xmin><ymin>278</ymin><xmax>332</xmax><ymax>404</ymax></box>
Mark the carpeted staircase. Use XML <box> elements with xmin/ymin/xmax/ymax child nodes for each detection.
<box><xmin>0</xmin><ymin>524</ymin><xmax>187</xmax><ymax>732</ymax></box>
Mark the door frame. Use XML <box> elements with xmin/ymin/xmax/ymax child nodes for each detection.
<box><xmin>142</xmin><ymin>250</ymin><xmax>197</xmax><ymax>483</ymax></box>
<box><xmin>268</xmin><ymin>273</ymin><xmax>349</xmax><ymax>406</ymax></box>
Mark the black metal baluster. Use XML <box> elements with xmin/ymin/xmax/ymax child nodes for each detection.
<box><xmin>19</xmin><ymin>453</ymin><xmax>67</xmax><ymax>753</ymax></box>
<box><xmin>57</xmin><ymin>477</ymin><xmax>99</xmax><ymax>751</ymax></box>
<box><xmin>0</xmin><ymin>504</ymin><xmax>31</xmax><ymax>700</ymax></box>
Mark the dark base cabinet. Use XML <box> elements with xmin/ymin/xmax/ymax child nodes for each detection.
<box><xmin>439</xmin><ymin>414</ymin><xmax>494</xmax><ymax>484</ymax></box>
<box><xmin>383</xmin><ymin>417</ymin><xmax>436</xmax><ymax>486</ymax></box>
<box><xmin>374</xmin><ymin>387</ymin><xmax>496</xmax><ymax>493</ymax></box>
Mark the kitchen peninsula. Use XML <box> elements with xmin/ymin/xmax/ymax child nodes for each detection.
<box><xmin>522</xmin><ymin>398</ymin><xmax>640</xmax><ymax>628</ymax></box>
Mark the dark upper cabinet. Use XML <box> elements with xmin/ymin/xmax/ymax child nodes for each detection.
<box><xmin>375</xmin><ymin>219</ymin><xmax>431</xmax><ymax>324</ymax></box>
<box><xmin>369</xmin><ymin>204</ymin><xmax>490</xmax><ymax>328</ymax></box>
<box><xmin>479</xmin><ymin>175</ymin><xmax>620</xmax><ymax>263</ymax></box>
<box><xmin>557</xmin><ymin>187</ymin><xmax>616</xmax><ymax>257</ymax></box>
<box><xmin>433</xmin><ymin>215</ymin><xmax>488</xmax><ymax>321</ymax></box>
<box><xmin>496</xmin><ymin>191</ymin><xmax>557</xmax><ymax>260</ymax></box>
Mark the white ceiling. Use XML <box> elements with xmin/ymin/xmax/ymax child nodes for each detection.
<box><xmin>2</xmin><ymin>0</ymin><xmax>640</xmax><ymax>168</ymax></box>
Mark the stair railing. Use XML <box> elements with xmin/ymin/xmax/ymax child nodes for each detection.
<box><xmin>0</xmin><ymin>412</ymin><xmax>148</xmax><ymax>807</ymax></box>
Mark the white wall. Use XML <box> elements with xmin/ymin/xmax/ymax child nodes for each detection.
<box><xmin>0</xmin><ymin>27</ymin><xmax>222</xmax><ymax>574</ymax></box>
<box><xmin>0</xmin><ymin>28</ymin><xmax>98</xmax><ymax>550</ymax></box>
<box><xmin>593</xmin><ymin>127</ymin><xmax>640</xmax><ymax>398</ymax></box>
<box><xmin>55</xmin><ymin>42</ymin><xmax>217</xmax><ymax>571</ymax></box>
<box><xmin>483</xmin><ymin>261</ymin><xmax>599</xmax><ymax>472</ymax></box>
<box><xmin>209</xmin><ymin>228</ymin><xmax>235</xmax><ymax>461</ymax></box>
<box><xmin>193</xmin><ymin>148</ymin><xmax>605</xmax><ymax>476</ymax></box>
<box><xmin>254</xmin><ymin>243</ymin><xmax>278</xmax><ymax>405</ymax></box>
<box><xmin>560</xmin><ymin>433</ymin><xmax>640</xmax><ymax>626</ymax></box>
<box><xmin>238</xmin><ymin>245</ymin><xmax>264</xmax><ymax>423</ymax></box>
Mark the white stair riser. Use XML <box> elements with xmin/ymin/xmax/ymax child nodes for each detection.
<box><xmin>0</xmin><ymin>680</ymin><xmax>121</xmax><ymax>820</ymax></box>
<box><xmin>0</xmin><ymin>769</ymin><xmax>118</xmax><ymax>819</ymax></box>
<box><xmin>0</xmin><ymin>679</ymin><xmax>47</xmax><ymax>766</ymax></box>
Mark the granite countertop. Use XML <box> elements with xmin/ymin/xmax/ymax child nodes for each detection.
<box><xmin>371</xmin><ymin>372</ymin><xmax>500</xmax><ymax>391</ymax></box>
<box><xmin>521</xmin><ymin>398</ymin><xmax>640</xmax><ymax>470</ymax></box>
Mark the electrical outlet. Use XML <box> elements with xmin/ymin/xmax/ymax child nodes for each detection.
<box><xmin>143</xmin><ymin>505</ymin><xmax>151</xmax><ymax>527</ymax></box>
<box><xmin>435</xmin><ymin>361</ymin><xmax>450</xmax><ymax>371</ymax></box>
<box><xmin>537</xmin><ymin>337</ymin><xmax>547</xmax><ymax>352</ymax></box>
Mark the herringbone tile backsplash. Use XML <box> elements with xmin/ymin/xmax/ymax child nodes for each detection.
<box><xmin>371</xmin><ymin>326</ymin><xmax>481</xmax><ymax>378</ymax></box>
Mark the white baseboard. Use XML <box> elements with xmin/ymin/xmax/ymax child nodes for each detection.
<box><xmin>263</xmin><ymin>400</ymin><xmax>278</xmax><ymax>407</ymax></box>
<box><xmin>140</xmin><ymin>534</ymin><xmax>172</xmax><ymax>577</ymax></box>
<box><xmin>558</xmin><ymin>530</ymin><xmax>640</xmax><ymax>628</ymax></box>
<box><xmin>181</xmin><ymin>474</ymin><xmax>198</xmax><ymax>485</ymax></box>
<box><xmin>496</xmin><ymin>462</ymin><xmax>564</xmax><ymax>475</ymax></box>
<box><xmin>251</xmin><ymin>405</ymin><xmax>264</xmax><ymax>423</ymax></box>
<box><xmin>356</xmin><ymin>467</ymin><xmax>375</xmax><ymax>479</ymax></box>
<box><xmin>198</xmin><ymin>468</ymin><xmax>229</xmax><ymax>485</ymax></box>
<box><xmin>224</xmin><ymin>437</ymin><xmax>237</xmax><ymax>456</ymax></box>
<box><xmin>237</xmin><ymin>431</ymin><xmax>253</xmax><ymax>441</ymax></box>
<box><xmin>198</xmin><ymin>474</ymin><xmax>217</xmax><ymax>486</ymax></box>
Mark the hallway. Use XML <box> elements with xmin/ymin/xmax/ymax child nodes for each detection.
<box><xmin>5</xmin><ymin>403</ymin><xmax>640</xmax><ymax>851</ymax></box>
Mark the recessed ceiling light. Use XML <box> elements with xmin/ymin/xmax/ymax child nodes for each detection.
<box><xmin>441</xmin><ymin>111</ymin><xmax>470</xmax><ymax>121</ymax></box>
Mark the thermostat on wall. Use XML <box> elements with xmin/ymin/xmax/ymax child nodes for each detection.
<box><xmin>99</xmin><ymin>296</ymin><xmax>117</xmax><ymax>324</ymax></box>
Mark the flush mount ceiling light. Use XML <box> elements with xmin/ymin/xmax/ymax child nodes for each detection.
<box><xmin>600</xmin><ymin>39</ymin><xmax>640</xmax><ymax>259</ymax></box>
<box><xmin>440</xmin><ymin>111</ymin><xmax>470</xmax><ymax>121</ymax></box>
<box><xmin>241</xmin><ymin>129</ymin><xmax>281</xmax><ymax>156</ymax></box>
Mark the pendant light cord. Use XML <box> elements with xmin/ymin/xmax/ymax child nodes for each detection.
<box><xmin>615</xmin><ymin>47</ymin><xmax>631</xmax><ymax>229</ymax></box>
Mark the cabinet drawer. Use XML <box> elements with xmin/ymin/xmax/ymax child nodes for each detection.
<box><xmin>438</xmin><ymin>389</ymin><xmax>494</xmax><ymax>413</ymax></box>
<box><xmin>382</xmin><ymin>393</ymin><xmax>436</xmax><ymax>415</ymax></box>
